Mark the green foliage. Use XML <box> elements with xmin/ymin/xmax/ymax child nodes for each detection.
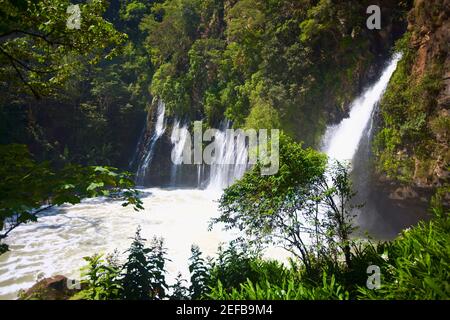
<box><xmin>122</xmin><ymin>226</ymin><xmax>152</xmax><ymax>300</ymax></box>
<box><xmin>207</xmin><ymin>199</ymin><xmax>449</xmax><ymax>300</ymax></box>
<box><xmin>170</xmin><ymin>273</ymin><xmax>189</xmax><ymax>300</ymax></box>
<box><xmin>75</xmin><ymin>253</ymin><xmax>122</xmax><ymax>300</ymax></box>
<box><xmin>121</xmin><ymin>227</ymin><xmax>169</xmax><ymax>300</ymax></box>
<box><xmin>207</xmin><ymin>244</ymin><xmax>261</xmax><ymax>292</ymax></box>
<box><xmin>244</xmin><ymin>98</ymin><xmax>281</xmax><ymax>131</ymax></box>
<box><xmin>75</xmin><ymin>228</ymin><xmax>189</xmax><ymax>300</ymax></box>
<box><xmin>209</xmin><ymin>272</ymin><xmax>349</xmax><ymax>300</ymax></box>
<box><xmin>203</xmin><ymin>243</ymin><xmax>350</xmax><ymax>300</ymax></box>
<box><xmin>141</xmin><ymin>0</ymin><xmax>409</xmax><ymax>143</ymax></box>
<box><xmin>146</xmin><ymin>236</ymin><xmax>170</xmax><ymax>299</ymax></box>
<box><xmin>212</xmin><ymin>134</ymin><xmax>358</xmax><ymax>271</ymax></box>
<box><xmin>374</xmin><ymin>32</ymin><xmax>447</xmax><ymax>184</ymax></box>
<box><xmin>358</xmin><ymin>212</ymin><xmax>450</xmax><ymax>299</ymax></box>
<box><xmin>0</xmin><ymin>0</ymin><xmax>153</xmax><ymax>168</ymax></box>
<box><xmin>0</xmin><ymin>0</ymin><xmax>127</xmax><ymax>99</ymax></box>
<box><xmin>188</xmin><ymin>245</ymin><xmax>209</xmax><ymax>299</ymax></box>
<box><xmin>0</xmin><ymin>144</ymin><xmax>143</xmax><ymax>251</ymax></box>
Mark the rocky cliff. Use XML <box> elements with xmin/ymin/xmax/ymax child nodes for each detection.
<box><xmin>374</xmin><ymin>0</ymin><xmax>449</xmax><ymax>196</ymax></box>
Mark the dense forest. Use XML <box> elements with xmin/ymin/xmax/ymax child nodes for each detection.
<box><xmin>0</xmin><ymin>0</ymin><xmax>448</xmax><ymax>301</ymax></box>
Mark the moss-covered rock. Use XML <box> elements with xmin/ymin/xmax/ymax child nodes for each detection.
<box><xmin>18</xmin><ymin>275</ymin><xmax>81</xmax><ymax>300</ymax></box>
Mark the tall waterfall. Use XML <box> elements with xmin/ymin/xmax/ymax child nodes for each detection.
<box><xmin>135</xmin><ymin>100</ymin><xmax>166</xmax><ymax>185</ymax></box>
<box><xmin>321</xmin><ymin>53</ymin><xmax>402</xmax><ymax>162</ymax></box>
<box><xmin>320</xmin><ymin>53</ymin><xmax>402</xmax><ymax>238</ymax></box>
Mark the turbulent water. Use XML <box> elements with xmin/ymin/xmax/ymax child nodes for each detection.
<box><xmin>0</xmin><ymin>189</ymin><xmax>232</xmax><ymax>299</ymax></box>
<box><xmin>0</xmin><ymin>55</ymin><xmax>401</xmax><ymax>299</ymax></box>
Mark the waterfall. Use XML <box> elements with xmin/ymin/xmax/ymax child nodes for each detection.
<box><xmin>207</xmin><ymin>122</ymin><xmax>250</xmax><ymax>190</ymax></box>
<box><xmin>319</xmin><ymin>53</ymin><xmax>402</xmax><ymax>238</ymax></box>
<box><xmin>167</xmin><ymin>119</ymin><xmax>250</xmax><ymax>189</ymax></box>
<box><xmin>170</xmin><ymin>120</ymin><xmax>189</xmax><ymax>185</ymax></box>
<box><xmin>321</xmin><ymin>53</ymin><xmax>402</xmax><ymax>162</ymax></box>
<box><xmin>137</xmin><ymin>55</ymin><xmax>402</xmax><ymax>189</ymax></box>
<box><xmin>135</xmin><ymin>100</ymin><xmax>166</xmax><ymax>185</ymax></box>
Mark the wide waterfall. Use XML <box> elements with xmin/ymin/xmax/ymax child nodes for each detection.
<box><xmin>168</xmin><ymin>120</ymin><xmax>250</xmax><ymax>189</ymax></box>
<box><xmin>0</xmin><ymin>55</ymin><xmax>403</xmax><ymax>299</ymax></box>
<box><xmin>321</xmin><ymin>53</ymin><xmax>402</xmax><ymax>162</ymax></box>
<box><xmin>135</xmin><ymin>100</ymin><xmax>166</xmax><ymax>185</ymax></box>
<box><xmin>206</xmin><ymin>122</ymin><xmax>250</xmax><ymax>190</ymax></box>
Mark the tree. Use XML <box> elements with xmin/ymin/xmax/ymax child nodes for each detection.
<box><xmin>188</xmin><ymin>245</ymin><xmax>209</xmax><ymax>299</ymax></box>
<box><xmin>121</xmin><ymin>227</ymin><xmax>169</xmax><ymax>300</ymax></box>
<box><xmin>121</xmin><ymin>226</ymin><xmax>153</xmax><ymax>300</ymax></box>
<box><xmin>211</xmin><ymin>133</ymin><xmax>358</xmax><ymax>272</ymax></box>
<box><xmin>0</xmin><ymin>144</ymin><xmax>143</xmax><ymax>254</ymax></box>
<box><xmin>0</xmin><ymin>0</ymin><xmax>127</xmax><ymax>99</ymax></box>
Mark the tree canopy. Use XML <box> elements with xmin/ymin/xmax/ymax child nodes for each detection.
<box><xmin>0</xmin><ymin>0</ymin><xmax>126</xmax><ymax>99</ymax></box>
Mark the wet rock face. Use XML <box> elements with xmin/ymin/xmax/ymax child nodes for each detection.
<box><xmin>133</xmin><ymin>100</ymin><xmax>201</xmax><ymax>187</ymax></box>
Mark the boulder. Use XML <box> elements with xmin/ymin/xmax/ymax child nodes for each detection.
<box><xmin>19</xmin><ymin>275</ymin><xmax>81</xmax><ymax>300</ymax></box>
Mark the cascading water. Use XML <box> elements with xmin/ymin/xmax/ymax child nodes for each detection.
<box><xmin>320</xmin><ymin>53</ymin><xmax>403</xmax><ymax>238</ymax></box>
<box><xmin>135</xmin><ymin>100</ymin><xmax>166</xmax><ymax>185</ymax></box>
<box><xmin>0</xmin><ymin>55</ymin><xmax>403</xmax><ymax>300</ymax></box>
<box><xmin>321</xmin><ymin>53</ymin><xmax>402</xmax><ymax>161</ymax></box>
<box><xmin>207</xmin><ymin>122</ymin><xmax>250</xmax><ymax>190</ymax></box>
<box><xmin>167</xmin><ymin>119</ymin><xmax>251</xmax><ymax>189</ymax></box>
<box><xmin>170</xmin><ymin>120</ymin><xmax>190</xmax><ymax>185</ymax></box>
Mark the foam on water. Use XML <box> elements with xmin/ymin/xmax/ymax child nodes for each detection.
<box><xmin>0</xmin><ymin>189</ymin><xmax>232</xmax><ymax>299</ymax></box>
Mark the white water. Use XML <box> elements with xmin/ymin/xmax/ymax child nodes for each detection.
<box><xmin>0</xmin><ymin>56</ymin><xmax>401</xmax><ymax>300</ymax></box>
<box><xmin>207</xmin><ymin>122</ymin><xmax>250</xmax><ymax>190</ymax></box>
<box><xmin>170</xmin><ymin>120</ymin><xmax>190</xmax><ymax>185</ymax></box>
<box><xmin>169</xmin><ymin>120</ymin><xmax>250</xmax><ymax>189</ymax></box>
<box><xmin>0</xmin><ymin>189</ymin><xmax>233</xmax><ymax>299</ymax></box>
<box><xmin>135</xmin><ymin>101</ymin><xmax>166</xmax><ymax>184</ymax></box>
<box><xmin>321</xmin><ymin>53</ymin><xmax>401</xmax><ymax>162</ymax></box>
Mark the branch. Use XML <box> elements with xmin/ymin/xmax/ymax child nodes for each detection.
<box><xmin>0</xmin><ymin>204</ymin><xmax>55</xmax><ymax>240</ymax></box>
<box><xmin>0</xmin><ymin>29</ymin><xmax>72</xmax><ymax>48</ymax></box>
<box><xmin>0</xmin><ymin>46</ymin><xmax>41</xmax><ymax>98</ymax></box>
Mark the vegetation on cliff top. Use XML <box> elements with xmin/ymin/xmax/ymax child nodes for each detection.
<box><xmin>1</xmin><ymin>0</ymin><xmax>412</xmax><ymax>167</ymax></box>
<box><xmin>143</xmin><ymin>0</ymin><xmax>410</xmax><ymax>146</ymax></box>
